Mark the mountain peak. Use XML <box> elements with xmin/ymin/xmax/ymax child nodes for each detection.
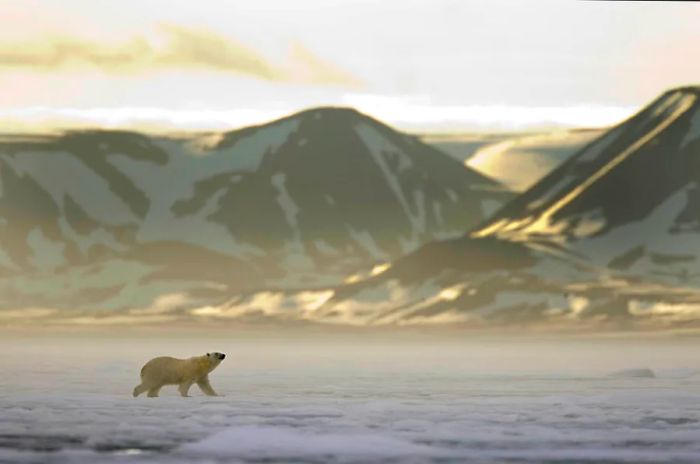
<box><xmin>274</xmin><ymin>106</ymin><xmax>389</xmax><ymax>131</ymax></box>
<box><xmin>665</xmin><ymin>85</ymin><xmax>700</xmax><ymax>95</ymax></box>
<box><xmin>295</xmin><ymin>106</ymin><xmax>364</xmax><ymax>117</ymax></box>
<box><xmin>213</xmin><ymin>106</ymin><xmax>385</xmax><ymax>152</ymax></box>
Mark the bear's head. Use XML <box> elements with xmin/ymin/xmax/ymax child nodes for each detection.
<box><xmin>205</xmin><ymin>352</ymin><xmax>226</xmax><ymax>369</ymax></box>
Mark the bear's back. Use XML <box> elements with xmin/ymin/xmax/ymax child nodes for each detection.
<box><xmin>141</xmin><ymin>356</ymin><xmax>183</xmax><ymax>373</ymax></box>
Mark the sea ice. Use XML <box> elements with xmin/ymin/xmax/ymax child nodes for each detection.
<box><xmin>1</xmin><ymin>338</ymin><xmax>699</xmax><ymax>463</ymax></box>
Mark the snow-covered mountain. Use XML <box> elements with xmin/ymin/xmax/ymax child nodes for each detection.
<box><xmin>271</xmin><ymin>87</ymin><xmax>700</xmax><ymax>329</ymax></box>
<box><xmin>464</xmin><ymin>129</ymin><xmax>602</xmax><ymax>191</ymax></box>
<box><xmin>0</xmin><ymin>107</ymin><xmax>507</xmax><ymax>316</ymax></box>
<box><xmin>474</xmin><ymin>86</ymin><xmax>700</xmax><ymax>280</ymax></box>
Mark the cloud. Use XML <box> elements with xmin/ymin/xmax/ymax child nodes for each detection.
<box><xmin>0</xmin><ymin>308</ymin><xmax>57</xmax><ymax>320</ymax></box>
<box><xmin>0</xmin><ymin>34</ymin><xmax>157</xmax><ymax>72</ymax></box>
<box><xmin>286</xmin><ymin>41</ymin><xmax>364</xmax><ymax>89</ymax></box>
<box><xmin>156</xmin><ymin>25</ymin><xmax>280</xmax><ymax>79</ymax></box>
<box><xmin>0</xmin><ymin>25</ymin><xmax>363</xmax><ymax>88</ymax></box>
<box><xmin>128</xmin><ymin>292</ymin><xmax>191</xmax><ymax>315</ymax></box>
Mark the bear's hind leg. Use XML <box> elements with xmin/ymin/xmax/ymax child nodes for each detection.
<box><xmin>147</xmin><ymin>386</ymin><xmax>162</xmax><ymax>397</ymax></box>
<box><xmin>178</xmin><ymin>381</ymin><xmax>194</xmax><ymax>397</ymax></box>
<box><xmin>133</xmin><ymin>383</ymin><xmax>147</xmax><ymax>397</ymax></box>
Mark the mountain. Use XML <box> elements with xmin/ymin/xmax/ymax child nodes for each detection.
<box><xmin>422</xmin><ymin>129</ymin><xmax>602</xmax><ymax>192</ymax></box>
<box><xmin>281</xmin><ymin>87</ymin><xmax>700</xmax><ymax>329</ymax></box>
<box><xmin>464</xmin><ymin>129</ymin><xmax>603</xmax><ymax>191</ymax></box>
<box><xmin>473</xmin><ymin>86</ymin><xmax>700</xmax><ymax>280</ymax></box>
<box><xmin>0</xmin><ymin>107</ymin><xmax>508</xmax><ymax>316</ymax></box>
<box><xmin>420</xmin><ymin>132</ymin><xmax>514</xmax><ymax>163</ymax></box>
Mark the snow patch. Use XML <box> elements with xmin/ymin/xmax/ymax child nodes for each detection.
<box><xmin>270</xmin><ymin>173</ymin><xmax>315</xmax><ymax>274</ymax></box>
<box><xmin>271</xmin><ymin>173</ymin><xmax>300</xmax><ymax>231</ymax></box>
<box><xmin>1</xmin><ymin>152</ymin><xmax>137</xmax><ymax>225</ymax></box>
<box><xmin>347</xmin><ymin>227</ymin><xmax>386</xmax><ymax>259</ymax></box>
<box><xmin>570</xmin><ymin>208</ymin><xmax>607</xmax><ymax>238</ymax></box>
<box><xmin>355</xmin><ymin>122</ymin><xmax>426</xmax><ymax>247</ymax></box>
<box><xmin>0</xmin><ymin>247</ymin><xmax>17</xmax><ymax>270</ymax></box>
<box><xmin>315</xmin><ymin>278</ymin><xmax>464</xmax><ymax>326</ymax></box>
<box><xmin>629</xmin><ymin>301</ymin><xmax>700</xmax><ymax>322</ymax></box>
<box><xmin>575</xmin><ymin>185</ymin><xmax>696</xmax><ymax>270</ymax></box>
<box><xmin>432</xmin><ymin>200</ymin><xmax>445</xmax><ymax>226</ymax></box>
<box><xmin>26</xmin><ymin>227</ymin><xmax>65</xmax><ymax>270</ymax></box>
<box><xmin>445</xmin><ymin>189</ymin><xmax>459</xmax><ymax>203</ymax></box>
<box><xmin>370</xmin><ymin>262</ymin><xmax>391</xmax><ymax>276</ymax></box>
<box><xmin>56</xmin><ymin>216</ymin><xmax>128</xmax><ymax>256</ymax></box>
<box><xmin>313</xmin><ymin>239</ymin><xmax>339</xmax><ymax>256</ymax></box>
<box><xmin>217</xmin><ymin>119</ymin><xmax>300</xmax><ymax>172</ymax></box>
<box><xmin>181</xmin><ymin>425</ymin><xmax>434</xmax><ymax>460</ymax></box>
<box><xmin>109</xmin><ymin>142</ymin><xmax>264</xmax><ymax>259</ymax></box>
<box><xmin>481</xmin><ymin>198</ymin><xmax>502</xmax><ymax>218</ymax></box>
<box><xmin>190</xmin><ymin>289</ymin><xmax>334</xmax><ymax>319</ymax></box>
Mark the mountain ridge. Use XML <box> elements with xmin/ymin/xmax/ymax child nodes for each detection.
<box><xmin>290</xmin><ymin>87</ymin><xmax>700</xmax><ymax>329</ymax></box>
<box><xmin>0</xmin><ymin>106</ymin><xmax>509</xmax><ymax>317</ymax></box>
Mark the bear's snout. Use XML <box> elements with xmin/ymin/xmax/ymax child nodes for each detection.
<box><xmin>217</xmin><ymin>353</ymin><xmax>226</xmax><ymax>360</ymax></box>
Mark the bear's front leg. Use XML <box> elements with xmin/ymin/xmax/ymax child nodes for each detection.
<box><xmin>196</xmin><ymin>375</ymin><xmax>219</xmax><ymax>396</ymax></box>
<box><xmin>178</xmin><ymin>380</ymin><xmax>194</xmax><ymax>397</ymax></box>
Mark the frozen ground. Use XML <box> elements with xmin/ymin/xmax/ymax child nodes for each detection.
<box><xmin>1</xmin><ymin>335</ymin><xmax>700</xmax><ymax>464</ymax></box>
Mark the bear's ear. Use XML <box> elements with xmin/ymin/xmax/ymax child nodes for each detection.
<box><xmin>206</xmin><ymin>353</ymin><xmax>210</xmax><ymax>357</ymax></box>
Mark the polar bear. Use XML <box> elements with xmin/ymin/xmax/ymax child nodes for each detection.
<box><xmin>133</xmin><ymin>352</ymin><xmax>225</xmax><ymax>398</ymax></box>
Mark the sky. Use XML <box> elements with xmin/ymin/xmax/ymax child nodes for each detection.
<box><xmin>0</xmin><ymin>0</ymin><xmax>699</xmax><ymax>132</ymax></box>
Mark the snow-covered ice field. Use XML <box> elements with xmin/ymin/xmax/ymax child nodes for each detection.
<box><xmin>1</xmin><ymin>334</ymin><xmax>700</xmax><ymax>464</ymax></box>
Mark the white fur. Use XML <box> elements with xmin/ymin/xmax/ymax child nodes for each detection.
<box><xmin>133</xmin><ymin>352</ymin><xmax>225</xmax><ymax>398</ymax></box>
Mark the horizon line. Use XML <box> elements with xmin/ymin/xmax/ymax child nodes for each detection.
<box><xmin>0</xmin><ymin>102</ymin><xmax>640</xmax><ymax>135</ymax></box>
